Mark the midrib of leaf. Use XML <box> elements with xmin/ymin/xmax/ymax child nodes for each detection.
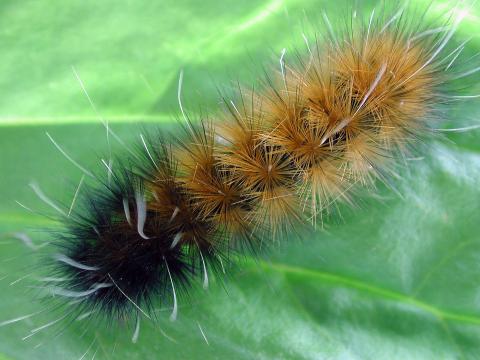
<box><xmin>254</xmin><ymin>260</ymin><xmax>480</xmax><ymax>326</ymax></box>
<box><xmin>0</xmin><ymin>212</ymin><xmax>55</xmax><ymax>226</ymax></box>
<box><xmin>0</xmin><ymin>115</ymin><xmax>172</xmax><ymax>126</ymax></box>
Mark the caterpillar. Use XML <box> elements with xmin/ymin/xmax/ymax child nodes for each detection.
<box><xmin>3</xmin><ymin>1</ymin><xmax>479</xmax><ymax>351</ymax></box>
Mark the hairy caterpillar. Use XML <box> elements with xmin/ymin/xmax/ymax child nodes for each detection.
<box><xmin>4</xmin><ymin>1</ymin><xmax>479</xmax><ymax>350</ymax></box>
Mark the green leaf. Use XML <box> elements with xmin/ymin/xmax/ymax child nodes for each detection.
<box><xmin>1</xmin><ymin>0</ymin><xmax>480</xmax><ymax>359</ymax></box>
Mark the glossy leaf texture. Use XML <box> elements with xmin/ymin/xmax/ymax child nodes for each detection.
<box><xmin>0</xmin><ymin>0</ymin><xmax>480</xmax><ymax>359</ymax></box>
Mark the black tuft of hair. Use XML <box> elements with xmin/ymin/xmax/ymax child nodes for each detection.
<box><xmin>50</xmin><ymin>168</ymin><xmax>195</xmax><ymax>320</ymax></box>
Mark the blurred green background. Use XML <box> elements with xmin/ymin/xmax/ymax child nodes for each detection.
<box><xmin>1</xmin><ymin>0</ymin><xmax>480</xmax><ymax>359</ymax></box>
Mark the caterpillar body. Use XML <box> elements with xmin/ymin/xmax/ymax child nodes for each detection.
<box><xmin>8</xmin><ymin>2</ymin><xmax>480</xmax><ymax>346</ymax></box>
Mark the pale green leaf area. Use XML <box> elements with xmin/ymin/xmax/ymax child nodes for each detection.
<box><xmin>1</xmin><ymin>0</ymin><xmax>480</xmax><ymax>359</ymax></box>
